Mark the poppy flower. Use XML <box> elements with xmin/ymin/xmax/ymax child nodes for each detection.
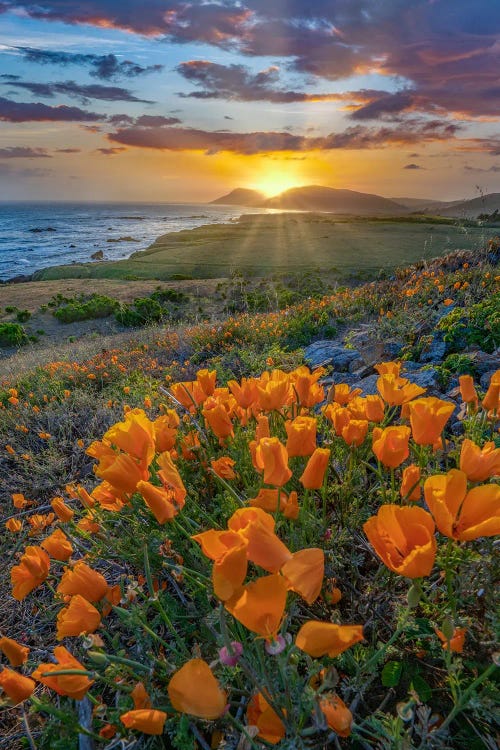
<box><xmin>255</xmin><ymin>415</ymin><xmax>270</xmax><ymax>441</ymax></box>
<box><xmin>228</xmin><ymin>377</ymin><xmax>258</xmax><ymax>409</ymax></box>
<box><xmin>377</xmin><ymin>375</ymin><xmax>426</xmax><ymax>406</ymax></box>
<box><xmin>56</xmin><ymin>595</ymin><xmax>101</xmax><ymax>639</ymax></box>
<box><xmin>342</xmin><ymin>419</ymin><xmax>368</xmax><ymax>447</ymax></box>
<box><xmin>5</xmin><ymin>518</ymin><xmax>22</xmax><ymax>533</ymax></box>
<box><xmin>225</xmin><ymin>574</ymin><xmax>288</xmax><ymax>638</ymax></box>
<box><xmin>0</xmin><ymin>668</ymin><xmax>35</xmax><ymax>704</ymax></box>
<box><xmin>137</xmin><ymin>481</ymin><xmax>179</xmax><ymax>524</ymax></box>
<box><xmin>329</xmin><ymin>383</ymin><xmax>362</xmax><ymax>406</ymax></box>
<box><xmin>482</xmin><ymin>371</ymin><xmax>500</xmax><ymax>412</ymax></box>
<box><xmin>153</xmin><ymin>410</ymin><xmax>179</xmax><ymax>453</ymax></box>
<box><xmin>458</xmin><ymin>375</ymin><xmax>478</xmax><ymax>406</ymax></box>
<box><xmin>424</xmin><ymin>469</ymin><xmax>500</xmax><ymax>540</ymax></box>
<box><xmin>363</xmin><ymin>505</ymin><xmax>436</xmax><ymax>577</ymax></box>
<box><xmin>202</xmin><ymin>398</ymin><xmax>234</xmax><ymax>439</ymax></box>
<box><xmin>291</xmin><ymin>366</ymin><xmax>325</xmax><ymax>408</ymax></box>
<box><xmin>281</xmin><ymin>548</ymin><xmax>324</xmax><ymax>604</ymax></box>
<box><xmin>365</xmin><ymin>394</ymin><xmax>385</xmax><ymax>422</ymax></box>
<box><xmin>95</xmin><ymin>452</ymin><xmax>149</xmax><ymax>495</ymax></box>
<box><xmin>51</xmin><ymin>497</ymin><xmax>74</xmax><ymax>521</ymax></box>
<box><xmin>319</xmin><ymin>695</ymin><xmax>352</xmax><ymax>737</ymax></box>
<box><xmin>168</xmin><ymin>659</ymin><xmax>227</xmax><ymax>719</ymax></box>
<box><xmin>374</xmin><ymin>361</ymin><xmax>402</xmax><ymax>377</ymax></box>
<box><xmin>435</xmin><ymin>626</ymin><xmax>467</xmax><ymax>653</ymax></box>
<box><xmin>156</xmin><ymin>451</ymin><xmax>187</xmax><ymax>505</ymax></box>
<box><xmin>325</xmin><ymin>404</ymin><xmax>351</xmax><ymax>436</ymax></box>
<box><xmin>212</xmin><ymin>535</ymin><xmax>249</xmax><ymax>601</ymax></box>
<box><xmin>40</xmin><ymin>529</ymin><xmax>73</xmax><ymax>561</ymax></box>
<box><xmin>407</xmin><ymin>397</ymin><xmax>455</xmax><ymax>446</ymax></box>
<box><xmin>372</xmin><ymin>426</ymin><xmax>410</xmax><ymax>468</ymax></box>
<box><xmin>459</xmin><ymin>439</ymin><xmax>500</xmax><ymax>482</ymax></box>
<box><xmin>400</xmin><ymin>464</ymin><xmax>421</xmax><ymax>501</ymax></box>
<box><xmin>285</xmin><ymin>416</ymin><xmax>317</xmax><ymax>457</ymax></box>
<box><xmin>296</xmin><ymin>621</ymin><xmax>364</xmax><ymax>657</ymax></box>
<box><xmin>104</xmin><ymin>409</ymin><xmax>155</xmax><ymax>468</ymax></box>
<box><xmin>197</xmin><ymin>368</ymin><xmax>217</xmax><ymax>397</ymax></box>
<box><xmin>254</xmin><ymin>438</ymin><xmax>292</xmax><ymax>487</ymax></box>
<box><xmin>131</xmin><ymin>681</ymin><xmax>152</xmax><ymax>709</ymax></box>
<box><xmin>227</xmin><ymin>508</ymin><xmax>291</xmax><ymax>572</ymax></box>
<box><xmin>11</xmin><ymin>545</ymin><xmax>50</xmax><ymax>601</ymax></box>
<box><xmin>247</xmin><ymin>692</ymin><xmax>286</xmax><ymax>744</ymax></box>
<box><xmin>32</xmin><ymin>646</ymin><xmax>93</xmax><ymax>699</ymax></box>
<box><xmin>211</xmin><ymin>456</ymin><xmax>236</xmax><ymax>480</ymax></box>
<box><xmin>91</xmin><ymin>482</ymin><xmax>125</xmax><ymax>512</ymax></box>
<box><xmin>0</xmin><ymin>636</ymin><xmax>29</xmax><ymax>667</ymax></box>
<box><xmin>121</xmin><ymin>709</ymin><xmax>167</xmax><ymax>735</ymax></box>
<box><xmin>57</xmin><ymin>561</ymin><xmax>108</xmax><ymax>602</ymax></box>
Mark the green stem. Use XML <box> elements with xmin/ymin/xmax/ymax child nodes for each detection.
<box><xmin>438</xmin><ymin>663</ymin><xmax>497</xmax><ymax>733</ymax></box>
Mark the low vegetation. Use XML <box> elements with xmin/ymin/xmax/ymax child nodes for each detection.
<box><xmin>0</xmin><ymin>244</ymin><xmax>498</xmax><ymax>749</ymax></box>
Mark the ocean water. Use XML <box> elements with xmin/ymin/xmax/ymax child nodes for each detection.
<box><xmin>0</xmin><ymin>202</ymin><xmax>266</xmax><ymax>281</ymax></box>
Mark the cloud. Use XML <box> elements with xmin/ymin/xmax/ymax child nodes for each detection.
<box><xmin>0</xmin><ymin>96</ymin><xmax>102</xmax><ymax>122</ymax></box>
<box><xmin>176</xmin><ymin>60</ymin><xmax>349</xmax><ymax>103</ymax></box>
<box><xmin>2</xmin><ymin>1</ymin><xmax>498</xmax><ymax>124</ymax></box>
<box><xmin>464</xmin><ymin>164</ymin><xmax>500</xmax><ymax>173</ymax></box>
<box><xmin>0</xmin><ymin>163</ymin><xmax>52</xmax><ymax>177</ymax></box>
<box><xmin>4</xmin><ymin>79</ymin><xmax>153</xmax><ymax>104</ymax></box>
<box><xmin>95</xmin><ymin>147</ymin><xmax>126</xmax><ymax>155</ymax></box>
<box><xmin>108</xmin><ymin>118</ymin><xmax>462</xmax><ymax>155</ymax></box>
<box><xmin>403</xmin><ymin>163</ymin><xmax>423</xmax><ymax>170</ymax></box>
<box><xmin>55</xmin><ymin>147</ymin><xmax>81</xmax><ymax>153</ymax></box>
<box><xmin>15</xmin><ymin>47</ymin><xmax>163</xmax><ymax>80</ymax></box>
<box><xmin>0</xmin><ymin>146</ymin><xmax>51</xmax><ymax>158</ymax></box>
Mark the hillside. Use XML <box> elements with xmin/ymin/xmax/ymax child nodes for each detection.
<box><xmin>433</xmin><ymin>192</ymin><xmax>500</xmax><ymax>218</ymax></box>
<box><xmin>260</xmin><ymin>185</ymin><xmax>406</xmax><ymax>214</ymax></box>
<box><xmin>210</xmin><ymin>187</ymin><xmax>266</xmax><ymax>206</ymax></box>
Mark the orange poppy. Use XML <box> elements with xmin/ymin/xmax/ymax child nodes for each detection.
<box><xmin>285</xmin><ymin>416</ymin><xmax>317</xmax><ymax>457</ymax></box>
<box><xmin>374</xmin><ymin>361</ymin><xmax>402</xmax><ymax>377</ymax></box>
<box><xmin>459</xmin><ymin>439</ymin><xmax>500</xmax><ymax>482</ymax></box>
<box><xmin>211</xmin><ymin>456</ymin><xmax>236</xmax><ymax>480</ymax></box>
<box><xmin>32</xmin><ymin>646</ymin><xmax>93</xmax><ymax>699</ymax></box>
<box><xmin>296</xmin><ymin>621</ymin><xmax>364</xmax><ymax>657</ymax></box>
<box><xmin>121</xmin><ymin>709</ymin><xmax>167</xmax><ymax>735</ymax></box>
<box><xmin>365</xmin><ymin>394</ymin><xmax>385</xmax><ymax>422</ymax></box>
<box><xmin>0</xmin><ymin>668</ymin><xmax>35</xmax><ymax>704</ymax></box>
<box><xmin>225</xmin><ymin>574</ymin><xmax>288</xmax><ymax>638</ymax></box>
<box><xmin>131</xmin><ymin>681</ymin><xmax>152</xmax><ymax>709</ymax></box>
<box><xmin>202</xmin><ymin>398</ymin><xmax>234</xmax><ymax>439</ymax></box>
<box><xmin>212</xmin><ymin>535</ymin><xmax>249</xmax><ymax>601</ymax></box>
<box><xmin>377</xmin><ymin>375</ymin><xmax>426</xmax><ymax>406</ymax></box>
<box><xmin>0</xmin><ymin>636</ymin><xmax>29</xmax><ymax>667</ymax></box>
<box><xmin>329</xmin><ymin>383</ymin><xmax>362</xmax><ymax>406</ymax></box>
<box><xmin>104</xmin><ymin>408</ymin><xmax>155</xmax><ymax>467</ymax></box>
<box><xmin>168</xmin><ymin>659</ymin><xmax>227</xmax><ymax>719</ymax></box>
<box><xmin>51</xmin><ymin>497</ymin><xmax>74</xmax><ymax>521</ymax></box>
<box><xmin>319</xmin><ymin>695</ymin><xmax>352</xmax><ymax>737</ymax></box>
<box><xmin>95</xmin><ymin>452</ymin><xmax>149</xmax><ymax>494</ymax></box>
<box><xmin>435</xmin><ymin>626</ymin><xmax>467</xmax><ymax>653</ymax></box>
<box><xmin>153</xmin><ymin>410</ymin><xmax>179</xmax><ymax>453</ymax></box>
<box><xmin>247</xmin><ymin>692</ymin><xmax>286</xmax><ymax>745</ymax></box>
<box><xmin>56</xmin><ymin>595</ymin><xmax>101</xmax><ymax>639</ymax></box>
<box><xmin>407</xmin><ymin>397</ymin><xmax>455</xmax><ymax>446</ymax></box>
<box><xmin>57</xmin><ymin>561</ymin><xmax>108</xmax><ymax>602</ymax></box>
<box><xmin>372</xmin><ymin>426</ymin><xmax>410</xmax><ymax>468</ymax></box>
<box><xmin>482</xmin><ymin>371</ymin><xmax>500</xmax><ymax>412</ymax></box>
<box><xmin>424</xmin><ymin>469</ymin><xmax>500</xmax><ymax>540</ymax></box>
<box><xmin>197</xmin><ymin>368</ymin><xmax>217</xmax><ymax>397</ymax></box>
<box><xmin>5</xmin><ymin>518</ymin><xmax>22</xmax><ymax>533</ymax></box>
<box><xmin>137</xmin><ymin>480</ymin><xmax>179</xmax><ymax>524</ymax></box>
<box><xmin>363</xmin><ymin>505</ymin><xmax>436</xmax><ymax>577</ymax></box>
<box><xmin>40</xmin><ymin>529</ymin><xmax>73</xmax><ymax>561</ymax></box>
<box><xmin>291</xmin><ymin>366</ymin><xmax>325</xmax><ymax>408</ymax></box>
<box><xmin>156</xmin><ymin>451</ymin><xmax>187</xmax><ymax>505</ymax></box>
<box><xmin>342</xmin><ymin>419</ymin><xmax>368</xmax><ymax>447</ymax></box>
<box><xmin>458</xmin><ymin>375</ymin><xmax>478</xmax><ymax>406</ymax></box>
<box><xmin>255</xmin><ymin>415</ymin><xmax>270</xmax><ymax>441</ymax></box>
<box><xmin>227</xmin><ymin>508</ymin><xmax>291</xmax><ymax>572</ymax></box>
<box><xmin>400</xmin><ymin>464</ymin><xmax>421</xmax><ymax>501</ymax></box>
<box><xmin>228</xmin><ymin>377</ymin><xmax>258</xmax><ymax>409</ymax></box>
<box><xmin>281</xmin><ymin>548</ymin><xmax>324</xmax><ymax>604</ymax></box>
<box><xmin>254</xmin><ymin>438</ymin><xmax>292</xmax><ymax>487</ymax></box>
<box><xmin>11</xmin><ymin>545</ymin><xmax>50</xmax><ymax>601</ymax></box>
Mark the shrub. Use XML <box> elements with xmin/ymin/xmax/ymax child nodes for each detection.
<box><xmin>0</xmin><ymin>322</ymin><xmax>28</xmax><ymax>347</ymax></box>
<box><xmin>53</xmin><ymin>295</ymin><xmax>118</xmax><ymax>323</ymax></box>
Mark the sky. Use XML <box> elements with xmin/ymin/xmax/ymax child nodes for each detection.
<box><xmin>0</xmin><ymin>0</ymin><xmax>499</xmax><ymax>202</ymax></box>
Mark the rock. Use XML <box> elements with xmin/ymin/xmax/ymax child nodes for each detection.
<box><xmin>480</xmin><ymin>369</ymin><xmax>498</xmax><ymax>389</ymax></box>
<box><xmin>348</xmin><ymin>356</ymin><xmax>365</xmax><ymax>373</ymax></box>
<box><xmin>350</xmin><ymin>363</ymin><xmax>375</xmax><ymax>379</ymax></box>
<box><xmin>420</xmin><ymin>331</ymin><xmax>447</xmax><ymax>363</ymax></box>
<box><xmin>351</xmin><ymin>373</ymin><xmax>379</xmax><ymax>395</ymax></box>
<box><xmin>473</xmin><ymin>350</ymin><xmax>500</xmax><ymax>376</ymax></box>
<box><xmin>28</xmin><ymin>226</ymin><xmax>56</xmax><ymax>232</ymax></box>
<box><xmin>69</xmin><ymin>244</ymin><xmax>76</xmax><ymax>248</ymax></box>
<box><xmin>304</xmin><ymin>341</ymin><xmax>361</xmax><ymax>371</ymax></box>
<box><xmin>91</xmin><ymin>250</ymin><xmax>104</xmax><ymax>260</ymax></box>
<box><xmin>383</xmin><ymin>339</ymin><xmax>405</xmax><ymax>359</ymax></box>
<box><xmin>450</xmin><ymin>420</ymin><xmax>464</xmax><ymax>436</ymax></box>
<box><xmin>410</xmin><ymin>368</ymin><xmax>440</xmax><ymax>390</ymax></box>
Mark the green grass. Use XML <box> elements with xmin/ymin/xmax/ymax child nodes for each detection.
<box><xmin>32</xmin><ymin>214</ymin><xmax>491</xmax><ymax>282</ymax></box>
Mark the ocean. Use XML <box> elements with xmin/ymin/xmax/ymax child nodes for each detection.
<box><xmin>0</xmin><ymin>202</ymin><xmax>266</xmax><ymax>281</ymax></box>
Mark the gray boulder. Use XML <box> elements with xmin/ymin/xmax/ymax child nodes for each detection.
<box><xmin>304</xmin><ymin>341</ymin><xmax>360</xmax><ymax>371</ymax></box>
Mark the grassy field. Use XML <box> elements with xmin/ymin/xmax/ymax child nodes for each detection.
<box><xmin>32</xmin><ymin>213</ymin><xmax>492</xmax><ymax>282</ymax></box>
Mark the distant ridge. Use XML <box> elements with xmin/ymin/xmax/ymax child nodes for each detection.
<box><xmin>261</xmin><ymin>185</ymin><xmax>406</xmax><ymax>214</ymax></box>
<box><xmin>430</xmin><ymin>193</ymin><xmax>500</xmax><ymax>218</ymax></box>
<box><xmin>210</xmin><ymin>188</ymin><xmax>266</xmax><ymax>206</ymax></box>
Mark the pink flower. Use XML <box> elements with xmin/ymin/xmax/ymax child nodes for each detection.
<box><xmin>219</xmin><ymin>641</ymin><xmax>243</xmax><ymax>667</ymax></box>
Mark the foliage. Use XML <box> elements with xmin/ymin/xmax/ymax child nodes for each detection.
<box><xmin>0</xmin><ymin>322</ymin><xmax>28</xmax><ymax>348</ymax></box>
<box><xmin>52</xmin><ymin>294</ymin><xmax>119</xmax><ymax>324</ymax></box>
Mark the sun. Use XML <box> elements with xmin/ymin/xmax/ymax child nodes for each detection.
<box><xmin>252</xmin><ymin>173</ymin><xmax>305</xmax><ymax>197</ymax></box>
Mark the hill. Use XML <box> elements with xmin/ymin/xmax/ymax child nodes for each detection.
<box><xmin>432</xmin><ymin>193</ymin><xmax>500</xmax><ymax>218</ymax></box>
<box><xmin>210</xmin><ymin>187</ymin><xmax>266</xmax><ymax>206</ymax></box>
<box><xmin>260</xmin><ymin>185</ymin><xmax>406</xmax><ymax>214</ymax></box>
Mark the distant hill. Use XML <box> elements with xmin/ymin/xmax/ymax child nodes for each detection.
<box><xmin>210</xmin><ymin>188</ymin><xmax>266</xmax><ymax>206</ymax></box>
<box><xmin>432</xmin><ymin>193</ymin><xmax>500</xmax><ymax>218</ymax></box>
<box><xmin>390</xmin><ymin>196</ymin><xmax>447</xmax><ymax>209</ymax></box>
<box><xmin>261</xmin><ymin>185</ymin><xmax>406</xmax><ymax>214</ymax></box>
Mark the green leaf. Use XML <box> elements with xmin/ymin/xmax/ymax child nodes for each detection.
<box><xmin>412</xmin><ymin>674</ymin><xmax>432</xmax><ymax>702</ymax></box>
<box><xmin>381</xmin><ymin>660</ymin><xmax>403</xmax><ymax>687</ymax></box>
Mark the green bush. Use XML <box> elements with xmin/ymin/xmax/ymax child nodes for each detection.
<box><xmin>53</xmin><ymin>295</ymin><xmax>118</xmax><ymax>323</ymax></box>
<box><xmin>0</xmin><ymin>322</ymin><xmax>28</xmax><ymax>347</ymax></box>
<box><xmin>438</xmin><ymin>294</ymin><xmax>500</xmax><ymax>353</ymax></box>
<box><xmin>16</xmin><ymin>309</ymin><xmax>31</xmax><ymax>323</ymax></box>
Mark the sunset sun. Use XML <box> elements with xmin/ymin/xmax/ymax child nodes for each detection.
<box><xmin>253</xmin><ymin>173</ymin><xmax>305</xmax><ymax>197</ymax></box>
